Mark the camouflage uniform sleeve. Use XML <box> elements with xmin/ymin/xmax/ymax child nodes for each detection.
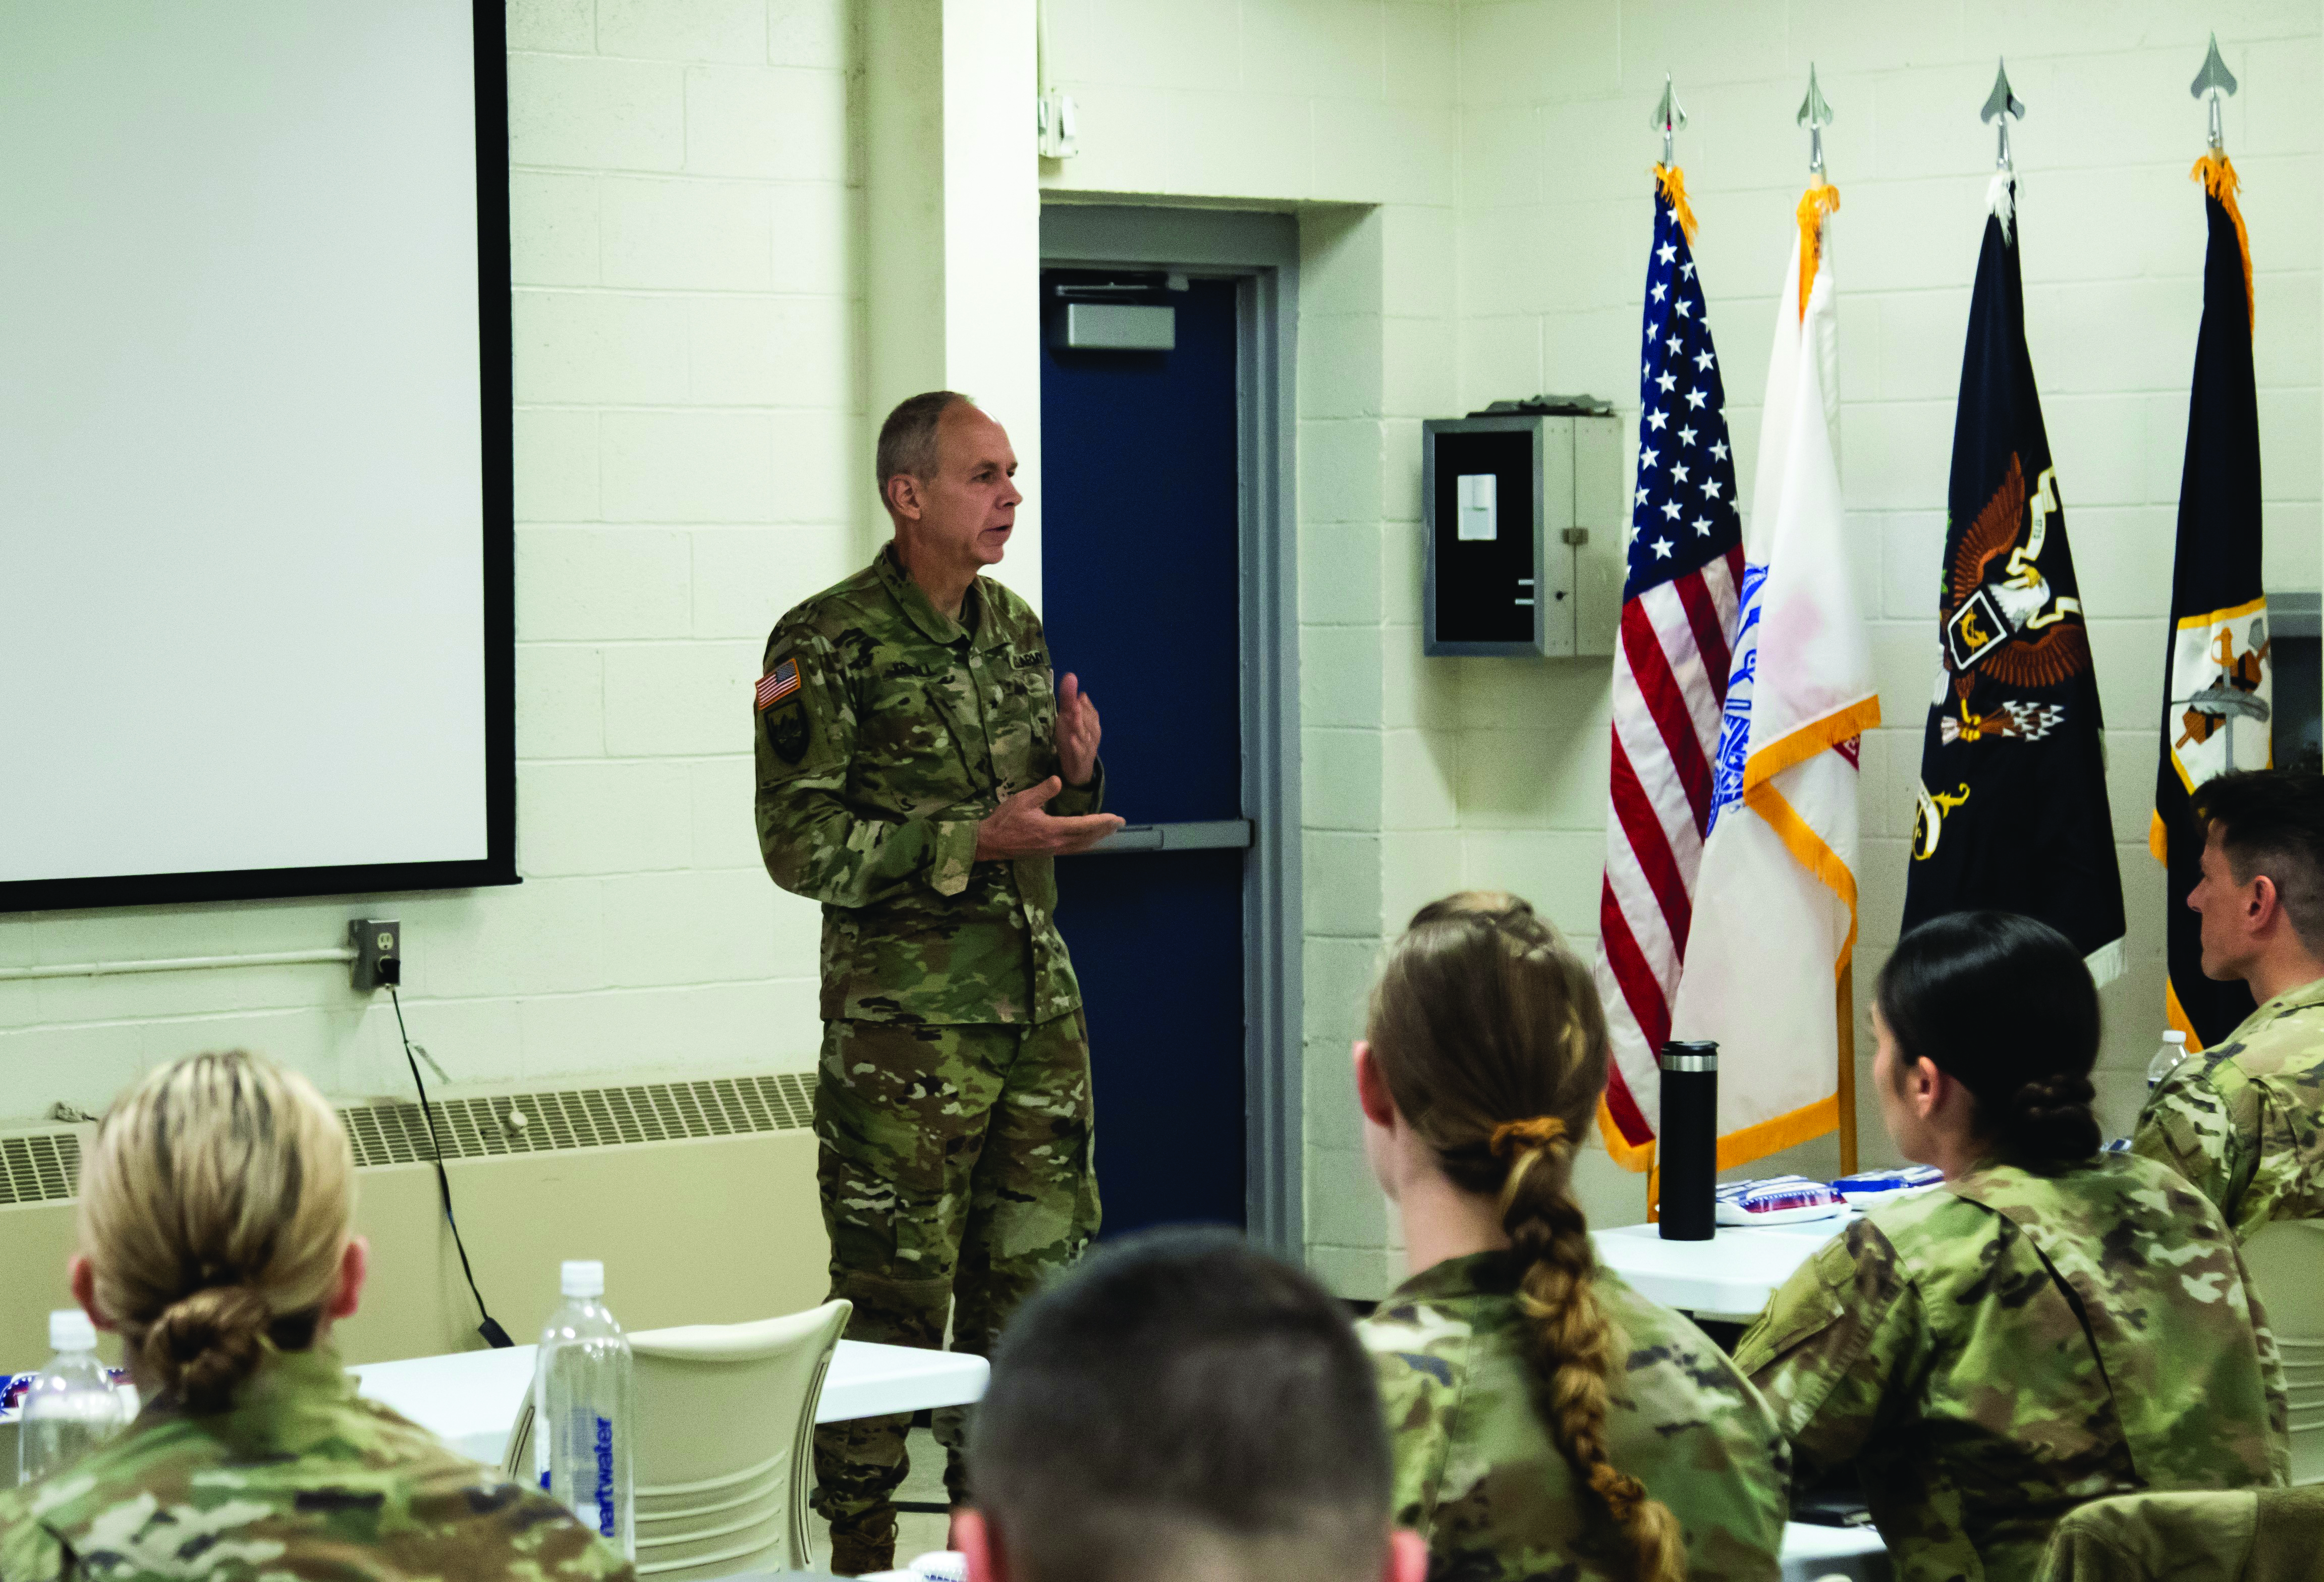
<box><xmin>0</xmin><ymin>1482</ymin><xmax>67</xmax><ymax>1582</ymax></box>
<box><xmin>2236</xmin><ymin>1068</ymin><xmax>2324</xmax><ymax>1238</ymax></box>
<box><xmin>754</xmin><ymin>618</ymin><xmax>979</xmax><ymax>905</ymax></box>
<box><xmin>1367</xmin><ymin>1339</ymin><xmax>1459</xmax><ymax>1535</ymax></box>
<box><xmin>2130</xmin><ymin>1062</ymin><xmax>2252</xmax><ymax>1226</ymax></box>
<box><xmin>1733</xmin><ymin>1219</ymin><xmax>1921</xmax><ymax>1475</ymax></box>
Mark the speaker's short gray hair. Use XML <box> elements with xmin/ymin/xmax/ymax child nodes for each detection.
<box><xmin>876</xmin><ymin>390</ymin><xmax>973</xmax><ymax>495</ymax></box>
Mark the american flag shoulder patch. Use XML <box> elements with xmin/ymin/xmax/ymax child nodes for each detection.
<box><xmin>755</xmin><ymin>658</ymin><xmax>801</xmax><ymax>711</ymax></box>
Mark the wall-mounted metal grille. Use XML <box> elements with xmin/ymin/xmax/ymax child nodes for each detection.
<box><xmin>0</xmin><ymin>1074</ymin><xmax>811</xmax><ymax>1201</ymax></box>
<box><xmin>0</xmin><ymin>1132</ymin><xmax>81</xmax><ymax>1207</ymax></box>
<box><xmin>338</xmin><ymin>1073</ymin><xmax>816</xmax><ymax>1169</ymax></box>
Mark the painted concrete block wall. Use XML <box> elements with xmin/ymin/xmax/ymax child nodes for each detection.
<box><xmin>0</xmin><ymin>0</ymin><xmax>865</xmax><ymax>1121</ymax></box>
<box><xmin>1447</xmin><ymin>1</ymin><xmax>2323</xmax><ymax>1207</ymax></box>
<box><xmin>1039</xmin><ymin>0</ymin><xmax>1465</xmax><ymax>1296</ymax></box>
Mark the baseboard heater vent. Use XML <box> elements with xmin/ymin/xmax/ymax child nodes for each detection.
<box><xmin>338</xmin><ymin>1073</ymin><xmax>817</xmax><ymax>1169</ymax></box>
<box><xmin>0</xmin><ymin>1075</ymin><xmax>816</xmax><ymax>1205</ymax></box>
<box><xmin>0</xmin><ymin>1133</ymin><xmax>81</xmax><ymax>1208</ymax></box>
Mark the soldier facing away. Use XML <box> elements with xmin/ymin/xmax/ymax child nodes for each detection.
<box><xmin>0</xmin><ymin>1050</ymin><xmax>630</xmax><ymax>1582</ymax></box>
<box><xmin>1352</xmin><ymin>892</ymin><xmax>1792</xmax><ymax>1582</ymax></box>
<box><xmin>754</xmin><ymin>391</ymin><xmax>1122</xmax><ymax>1575</ymax></box>
<box><xmin>2133</xmin><ymin>769</ymin><xmax>2324</xmax><ymax>1239</ymax></box>
<box><xmin>1737</xmin><ymin>912</ymin><xmax>2288</xmax><ymax>1582</ymax></box>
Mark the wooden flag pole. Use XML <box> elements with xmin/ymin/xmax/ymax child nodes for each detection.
<box><xmin>1837</xmin><ymin>963</ymin><xmax>1858</xmax><ymax>1174</ymax></box>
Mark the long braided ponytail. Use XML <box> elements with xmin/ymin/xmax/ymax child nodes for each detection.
<box><xmin>1368</xmin><ymin>893</ymin><xmax>1686</xmax><ymax>1582</ymax></box>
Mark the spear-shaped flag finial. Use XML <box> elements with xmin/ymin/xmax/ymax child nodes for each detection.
<box><xmin>1651</xmin><ymin>73</ymin><xmax>1687</xmax><ymax>166</ymax></box>
<box><xmin>2191</xmin><ymin>34</ymin><xmax>2238</xmax><ymax>150</ymax></box>
<box><xmin>1981</xmin><ymin>58</ymin><xmax>2026</xmax><ymax>171</ymax></box>
<box><xmin>1796</xmin><ymin>64</ymin><xmax>1833</xmax><ymax>175</ymax></box>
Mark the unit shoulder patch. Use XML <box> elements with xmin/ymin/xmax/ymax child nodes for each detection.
<box><xmin>757</xmin><ymin>654</ymin><xmax>809</xmax><ymax>764</ymax></box>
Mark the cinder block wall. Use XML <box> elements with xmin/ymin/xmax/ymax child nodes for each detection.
<box><xmin>1443</xmin><ymin>0</ymin><xmax>2323</xmax><ymax>1236</ymax></box>
<box><xmin>0</xmin><ymin>0</ymin><xmax>864</xmax><ymax>1121</ymax></box>
<box><xmin>3</xmin><ymin>1</ymin><xmax>2316</xmax><ymax>1312</ymax></box>
<box><xmin>1040</xmin><ymin>0</ymin><xmax>1468</xmax><ymax>1296</ymax></box>
<box><xmin>1046</xmin><ymin>0</ymin><xmax>2323</xmax><ymax>1296</ymax></box>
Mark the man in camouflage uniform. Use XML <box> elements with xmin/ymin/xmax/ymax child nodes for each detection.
<box><xmin>2133</xmin><ymin>770</ymin><xmax>2324</xmax><ymax>1239</ymax></box>
<box><xmin>755</xmin><ymin>391</ymin><xmax>1121</xmax><ymax>1575</ymax></box>
<box><xmin>0</xmin><ymin>1346</ymin><xmax>629</xmax><ymax>1580</ymax></box>
<box><xmin>1359</xmin><ymin>1254</ymin><xmax>1791</xmax><ymax>1580</ymax></box>
<box><xmin>1736</xmin><ymin>1150</ymin><xmax>2289</xmax><ymax>1582</ymax></box>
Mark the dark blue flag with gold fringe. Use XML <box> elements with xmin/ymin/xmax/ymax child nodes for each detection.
<box><xmin>2153</xmin><ymin>151</ymin><xmax>2269</xmax><ymax>1048</ymax></box>
<box><xmin>1901</xmin><ymin>178</ymin><xmax>2126</xmax><ymax>978</ymax></box>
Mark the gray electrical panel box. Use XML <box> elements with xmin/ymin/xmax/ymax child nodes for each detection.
<box><xmin>1422</xmin><ymin>414</ymin><xmax>1625</xmax><ymax>658</ymax></box>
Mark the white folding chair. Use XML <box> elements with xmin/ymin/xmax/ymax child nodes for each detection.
<box><xmin>2244</xmin><ymin>1219</ymin><xmax>2324</xmax><ymax>1486</ymax></box>
<box><xmin>505</xmin><ymin>1299</ymin><xmax>852</xmax><ymax>1576</ymax></box>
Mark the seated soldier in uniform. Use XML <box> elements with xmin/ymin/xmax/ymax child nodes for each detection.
<box><xmin>2134</xmin><ymin>769</ymin><xmax>2324</xmax><ymax>1238</ymax></box>
<box><xmin>952</xmin><ymin>1230</ymin><xmax>1427</xmax><ymax>1582</ymax></box>
<box><xmin>1738</xmin><ymin>911</ymin><xmax>2289</xmax><ymax>1582</ymax></box>
<box><xmin>0</xmin><ymin>1051</ymin><xmax>631</xmax><ymax>1582</ymax></box>
<box><xmin>1351</xmin><ymin>892</ymin><xmax>1791</xmax><ymax>1582</ymax></box>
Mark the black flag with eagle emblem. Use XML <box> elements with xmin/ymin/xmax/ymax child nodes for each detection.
<box><xmin>2153</xmin><ymin>151</ymin><xmax>2268</xmax><ymax>1047</ymax></box>
<box><xmin>1901</xmin><ymin>179</ymin><xmax>2126</xmax><ymax>978</ymax></box>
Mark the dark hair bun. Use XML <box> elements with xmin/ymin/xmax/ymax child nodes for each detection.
<box><xmin>143</xmin><ymin>1285</ymin><xmax>271</xmax><ymax>1413</ymax></box>
<box><xmin>2000</xmin><ymin>1071</ymin><xmax>2101</xmax><ymax>1168</ymax></box>
<box><xmin>1876</xmin><ymin>912</ymin><xmax>2104</xmax><ymax>1172</ymax></box>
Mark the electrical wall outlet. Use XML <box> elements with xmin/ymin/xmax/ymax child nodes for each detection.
<box><xmin>350</xmin><ymin>919</ymin><xmax>401</xmax><ymax>992</ymax></box>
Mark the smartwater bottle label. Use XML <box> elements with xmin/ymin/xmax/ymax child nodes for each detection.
<box><xmin>594</xmin><ymin>1416</ymin><xmax>616</xmax><ymax>1539</ymax></box>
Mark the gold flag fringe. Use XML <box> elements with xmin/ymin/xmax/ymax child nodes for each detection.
<box><xmin>2192</xmin><ymin>151</ymin><xmax>2255</xmax><ymax>329</ymax></box>
<box><xmin>1653</xmin><ymin>163</ymin><xmax>1698</xmax><ymax>242</ymax></box>
<box><xmin>1795</xmin><ymin>181</ymin><xmax>1841</xmax><ymax>321</ymax></box>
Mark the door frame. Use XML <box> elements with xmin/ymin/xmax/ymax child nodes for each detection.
<box><xmin>1038</xmin><ymin>204</ymin><xmax>1303</xmax><ymax>1257</ymax></box>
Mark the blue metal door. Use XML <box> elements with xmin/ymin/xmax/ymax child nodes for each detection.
<box><xmin>1040</xmin><ymin>269</ymin><xmax>1247</xmax><ymax>1234</ymax></box>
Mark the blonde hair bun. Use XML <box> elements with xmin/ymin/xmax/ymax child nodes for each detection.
<box><xmin>78</xmin><ymin>1051</ymin><xmax>355</xmax><ymax>1414</ymax></box>
<box><xmin>144</xmin><ymin>1285</ymin><xmax>274</xmax><ymax>1413</ymax></box>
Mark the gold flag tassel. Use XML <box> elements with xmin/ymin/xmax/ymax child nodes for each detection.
<box><xmin>2191</xmin><ymin>150</ymin><xmax>2255</xmax><ymax>329</ymax></box>
<box><xmin>1653</xmin><ymin>163</ymin><xmax>1698</xmax><ymax>243</ymax></box>
<box><xmin>1795</xmin><ymin>180</ymin><xmax>1841</xmax><ymax>320</ymax></box>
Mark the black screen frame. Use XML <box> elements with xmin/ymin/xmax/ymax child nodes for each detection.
<box><xmin>0</xmin><ymin>1</ymin><xmax>518</xmax><ymax>914</ymax></box>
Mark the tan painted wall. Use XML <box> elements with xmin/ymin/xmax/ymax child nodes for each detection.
<box><xmin>0</xmin><ymin>1132</ymin><xmax>825</xmax><ymax>1373</ymax></box>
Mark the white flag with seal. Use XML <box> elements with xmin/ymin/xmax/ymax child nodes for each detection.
<box><xmin>1666</xmin><ymin>183</ymin><xmax>1879</xmax><ymax>1166</ymax></box>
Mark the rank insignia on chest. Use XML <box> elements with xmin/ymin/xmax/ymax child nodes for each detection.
<box><xmin>756</xmin><ymin>659</ymin><xmax>801</xmax><ymax>711</ymax></box>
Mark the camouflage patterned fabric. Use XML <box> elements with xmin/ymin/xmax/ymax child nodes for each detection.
<box><xmin>1736</xmin><ymin>1151</ymin><xmax>2289</xmax><ymax>1582</ymax></box>
<box><xmin>0</xmin><ymin>1345</ymin><xmax>630</xmax><ymax>1581</ymax></box>
<box><xmin>755</xmin><ymin>542</ymin><xmax>1103</xmax><ymax>1026</ymax></box>
<box><xmin>1358</xmin><ymin>1252</ymin><xmax>1791</xmax><ymax>1582</ymax></box>
<box><xmin>2132</xmin><ymin>974</ymin><xmax>2324</xmax><ymax>1241</ymax></box>
<box><xmin>2033</xmin><ymin>1485</ymin><xmax>2324</xmax><ymax>1582</ymax></box>
<box><xmin>811</xmin><ymin>1015</ymin><xmax>1098</xmax><ymax>1562</ymax></box>
<box><xmin>756</xmin><ymin>545</ymin><xmax>1106</xmax><ymax>1572</ymax></box>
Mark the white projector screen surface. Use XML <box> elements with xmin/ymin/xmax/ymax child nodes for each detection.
<box><xmin>0</xmin><ymin>3</ymin><xmax>511</xmax><ymax>905</ymax></box>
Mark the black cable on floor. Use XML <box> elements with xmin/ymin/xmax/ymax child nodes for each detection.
<box><xmin>389</xmin><ymin>984</ymin><xmax>514</xmax><ymax>1349</ymax></box>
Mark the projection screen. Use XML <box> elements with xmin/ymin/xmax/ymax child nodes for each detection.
<box><xmin>0</xmin><ymin>1</ymin><xmax>514</xmax><ymax>910</ymax></box>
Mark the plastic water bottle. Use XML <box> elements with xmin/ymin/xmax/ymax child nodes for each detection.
<box><xmin>535</xmin><ymin>1261</ymin><xmax>634</xmax><ymax>1558</ymax></box>
<box><xmin>2146</xmin><ymin>1029</ymin><xmax>2191</xmax><ymax>1090</ymax></box>
<box><xmin>17</xmin><ymin>1310</ymin><xmax>128</xmax><ymax>1486</ymax></box>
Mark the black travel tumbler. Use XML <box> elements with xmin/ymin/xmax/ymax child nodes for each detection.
<box><xmin>1657</xmin><ymin>1040</ymin><xmax>1718</xmax><ymax>1240</ymax></box>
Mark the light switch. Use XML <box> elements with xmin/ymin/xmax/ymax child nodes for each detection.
<box><xmin>1456</xmin><ymin>473</ymin><xmax>1498</xmax><ymax>541</ymax></box>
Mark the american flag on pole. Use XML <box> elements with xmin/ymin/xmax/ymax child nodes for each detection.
<box><xmin>1593</xmin><ymin>167</ymin><xmax>1745</xmax><ymax>1171</ymax></box>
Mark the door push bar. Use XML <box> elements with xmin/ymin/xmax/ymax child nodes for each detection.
<box><xmin>1074</xmin><ymin>819</ymin><xmax>1255</xmax><ymax>856</ymax></box>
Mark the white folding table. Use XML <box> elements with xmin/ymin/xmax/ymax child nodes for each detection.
<box><xmin>1590</xmin><ymin>1216</ymin><xmax>1850</xmax><ymax>1318</ymax></box>
<box><xmin>348</xmin><ymin>1339</ymin><xmax>988</xmax><ymax>1469</ymax></box>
